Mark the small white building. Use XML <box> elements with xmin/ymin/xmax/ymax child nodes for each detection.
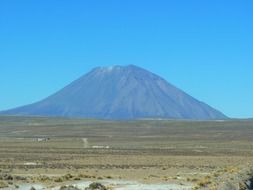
<box><xmin>36</xmin><ymin>138</ymin><xmax>50</xmax><ymax>142</ymax></box>
<box><xmin>92</xmin><ymin>145</ymin><xmax>110</xmax><ymax>149</ymax></box>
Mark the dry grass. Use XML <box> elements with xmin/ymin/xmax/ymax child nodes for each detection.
<box><xmin>0</xmin><ymin>181</ymin><xmax>8</xmax><ymax>188</ymax></box>
<box><xmin>0</xmin><ymin>116</ymin><xmax>253</xmax><ymax>189</ymax></box>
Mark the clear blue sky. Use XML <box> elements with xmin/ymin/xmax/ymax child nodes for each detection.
<box><xmin>0</xmin><ymin>0</ymin><xmax>252</xmax><ymax>118</ymax></box>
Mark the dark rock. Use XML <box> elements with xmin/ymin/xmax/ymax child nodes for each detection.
<box><xmin>85</xmin><ymin>182</ymin><xmax>107</xmax><ymax>190</ymax></box>
<box><xmin>59</xmin><ymin>185</ymin><xmax>81</xmax><ymax>190</ymax></box>
<box><xmin>14</xmin><ymin>176</ymin><xmax>27</xmax><ymax>181</ymax></box>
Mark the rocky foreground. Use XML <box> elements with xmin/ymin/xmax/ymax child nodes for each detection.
<box><xmin>0</xmin><ymin>168</ymin><xmax>252</xmax><ymax>190</ymax></box>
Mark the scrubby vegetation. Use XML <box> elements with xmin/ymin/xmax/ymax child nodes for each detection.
<box><xmin>85</xmin><ymin>182</ymin><xmax>107</xmax><ymax>190</ymax></box>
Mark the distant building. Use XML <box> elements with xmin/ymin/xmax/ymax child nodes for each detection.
<box><xmin>92</xmin><ymin>145</ymin><xmax>110</xmax><ymax>149</ymax></box>
<box><xmin>36</xmin><ymin>138</ymin><xmax>50</xmax><ymax>142</ymax></box>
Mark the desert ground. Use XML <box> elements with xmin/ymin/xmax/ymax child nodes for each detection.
<box><xmin>0</xmin><ymin>116</ymin><xmax>253</xmax><ymax>190</ymax></box>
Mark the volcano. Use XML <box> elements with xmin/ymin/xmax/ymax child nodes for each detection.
<box><xmin>0</xmin><ymin>65</ymin><xmax>227</xmax><ymax>120</ymax></box>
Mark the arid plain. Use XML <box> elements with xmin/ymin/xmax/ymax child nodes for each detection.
<box><xmin>0</xmin><ymin>116</ymin><xmax>253</xmax><ymax>190</ymax></box>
